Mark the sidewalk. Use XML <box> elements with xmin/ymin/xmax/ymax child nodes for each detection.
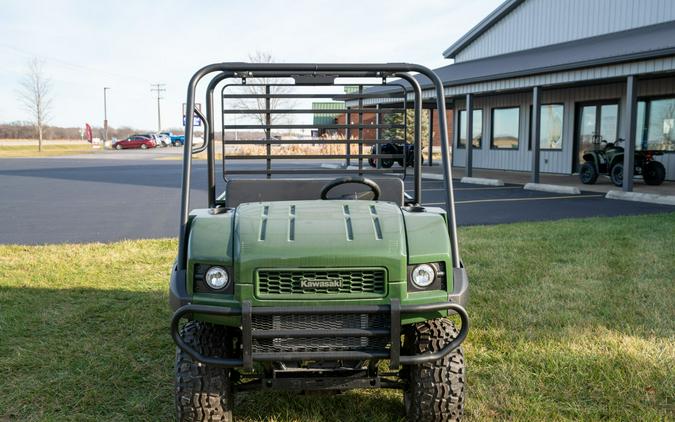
<box><xmin>422</xmin><ymin>164</ymin><xmax>675</xmax><ymax>196</ymax></box>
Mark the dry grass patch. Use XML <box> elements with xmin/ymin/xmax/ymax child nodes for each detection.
<box><xmin>0</xmin><ymin>144</ymin><xmax>95</xmax><ymax>158</ymax></box>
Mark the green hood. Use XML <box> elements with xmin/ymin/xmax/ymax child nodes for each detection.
<box><xmin>233</xmin><ymin>200</ymin><xmax>407</xmax><ymax>282</ymax></box>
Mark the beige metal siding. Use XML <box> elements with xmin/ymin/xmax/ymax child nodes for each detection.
<box><xmin>456</xmin><ymin>0</ymin><xmax>675</xmax><ymax>62</ymax></box>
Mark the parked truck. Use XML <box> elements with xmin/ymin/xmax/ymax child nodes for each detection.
<box><xmin>160</xmin><ymin>131</ymin><xmax>185</xmax><ymax>146</ymax></box>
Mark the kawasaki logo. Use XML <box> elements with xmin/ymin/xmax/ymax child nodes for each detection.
<box><xmin>300</xmin><ymin>278</ymin><xmax>343</xmax><ymax>289</ymax></box>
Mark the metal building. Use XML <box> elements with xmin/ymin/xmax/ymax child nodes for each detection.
<box><xmin>365</xmin><ymin>0</ymin><xmax>675</xmax><ymax>188</ymax></box>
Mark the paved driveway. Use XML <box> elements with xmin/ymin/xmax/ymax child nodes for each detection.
<box><xmin>405</xmin><ymin>179</ymin><xmax>667</xmax><ymax>225</ymax></box>
<box><xmin>0</xmin><ymin>157</ymin><xmax>673</xmax><ymax>244</ymax></box>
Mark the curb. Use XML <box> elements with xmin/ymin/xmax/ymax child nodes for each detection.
<box><xmin>422</xmin><ymin>173</ymin><xmax>444</xmax><ymax>181</ymax></box>
<box><xmin>320</xmin><ymin>163</ymin><xmax>360</xmax><ymax>170</ymax></box>
<box><xmin>459</xmin><ymin>176</ymin><xmax>505</xmax><ymax>186</ymax></box>
<box><xmin>605</xmin><ymin>190</ymin><xmax>675</xmax><ymax>206</ymax></box>
<box><xmin>524</xmin><ymin>183</ymin><xmax>581</xmax><ymax>195</ymax></box>
<box><xmin>320</xmin><ymin>163</ymin><xmax>346</xmax><ymax>169</ymax></box>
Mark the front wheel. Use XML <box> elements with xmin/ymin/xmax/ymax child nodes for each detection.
<box><xmin>397</xmin><ymin>157</ymin><xmax>414</xmax><ymax>168</ymax></box>
<box><xmin>643</xmin><ymin>161</ymin><xmax>666</xmax><ymax>185</ymax></box>
<box><xmin>175</xmin><ymin>322</ymin><xmax>234</xmax><ymax>422</ymax></box>
<box><xmin>140</xmin><ymin>144</ymin><xmax>148</xmax><ymax>150</ymax></box>
<box><xmin>403</xmin><ymin>318</ymin><xmax>465</xmax><ymax>422</ymax></box>
<box><xmin>369</xmin><ymin>158</ymin><xmax>394</xmax><ymax>168</ymax></box>
<box><xmin>115</xmin><ymin>144</ymin><xmax>122</xmax><ymax>150</ymax></box>
<box><xmin>610</xmin><ymin>163</ymin><xmax>624</xmax><ymax>187</ymax></box>
<box><xmin>579</xmin><ymin>161</ymin><xmax>598</xmax><ymax>184</ymax></box>
<box><xmin>380</xmin><ymin>159</ymin><xmax>394</xmax><ymax>168</ymax></box>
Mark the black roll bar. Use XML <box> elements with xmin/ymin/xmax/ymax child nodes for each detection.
<box><xmin>178</xmin><ymin>63</ymin><xmax>460</xmax><ymax>271</ymax></box>
<box><xmin>392</xmin><ymin>72</ymin><xmax>423</xmax><ymax>205</ymax></box>
<box><xmin>205</xmin><ymin>72</ymin><xmax>232</xmax><ymax>207</ymax></box>
<box><xmin>190</xmin><ymin>107</ymin><xmax>209</xmax><ymax>154</ymax></box>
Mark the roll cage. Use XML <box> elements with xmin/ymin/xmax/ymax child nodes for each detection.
<box><xmin>177</xmin><ymin>63</ymin><xmax>459</xmax><ymax>271</ymax></box>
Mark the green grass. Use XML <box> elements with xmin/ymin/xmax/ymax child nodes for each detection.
<box><xmin>0</xmin><ymin>214</ymin><xmax>673</xmax><ymax>421</ymax></box>
<box><xmin>0</xmin><ymin>144</ymin><xmax>94</xmax><ymax>157</ymax></box>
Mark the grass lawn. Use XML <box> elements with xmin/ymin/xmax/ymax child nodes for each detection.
<box><xmin>0</xmin><ymin>213</ymin><xmax>673</xmax><ymax>421</ymax></box>
<box><xmin>0</xmin><ymin>144</ymin><xmax>95</xmax><ymax>158</ymax></box>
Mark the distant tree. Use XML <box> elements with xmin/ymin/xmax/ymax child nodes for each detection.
<box><xmin>383</xmin><ymin>109</ymin><xmax>430</xmax><ymax>147</ymax></box>
<box><xmin>17</xmin><ymin>58</ymin><xmax>53</xmax><ymax>151</ymax></box>
<box><xmin>230</xmin><ymin>52</ymin><xmax>293</xmax><ymax>130</ymax></box>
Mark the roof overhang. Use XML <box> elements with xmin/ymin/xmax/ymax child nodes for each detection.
<box><xmin>442</xmin><ymin>0</ymin><xmax>524</xmax><ymax>59</ymax></box>
<box><xmin>363</xmin><ymin>22</ymin><xmax>675</xmax><ymax>103</ymax></box>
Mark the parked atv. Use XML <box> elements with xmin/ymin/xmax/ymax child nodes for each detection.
<box><xmin>367</xmin><ymin>143</ymin><xmax>414</xmax><ymax>168</ymax></box>
<box><xmin>579</xmin><ymin>137</ymin><xmax>666</xmax><ymax>186</ymax></box>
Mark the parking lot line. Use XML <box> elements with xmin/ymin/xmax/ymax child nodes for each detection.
<box><xmin>423</xmin><ymin>194</ymin><xmax>604</xmax><ymax>206</ymax></box>
<box><xmin>407</xmin><ymin>186</ymin><xmax>523</xmax><ymax>192</ymax></box>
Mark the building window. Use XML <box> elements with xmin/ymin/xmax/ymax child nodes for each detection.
<box><xmin>528</xmin><ymin>104</ymin><xmax>564</xmax><ymax>150</ymax></box>
<box><xmin>457</xmin><ymin>109</ymin><xmax>483</xmax><ymax>149</ymax></box>
<box><xmin>491</xmin><ymin>107</ymin><xmax>520</xmax><ymax>149</ymax></box>
<box><xmin>636</xmin><ymin>97</ymin><xmax>675</xmax><ymax>152</ymax></box>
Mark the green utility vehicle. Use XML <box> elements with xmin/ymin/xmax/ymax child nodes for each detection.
<box><xmin>170</xmin><ymin>63</ymin><xmax>469</xmax><ymax>421</ymax></box>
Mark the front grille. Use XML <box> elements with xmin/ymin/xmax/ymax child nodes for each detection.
<box><xmin>252</xmin><ymin>313</ymin><xmax>390</xmax><ymax>331</ymax></box>
<box><xmin>253</xmin><ymin>336</ymin><xmax>389</xmax><ymax>353</ymax></box>
<box><xmin>252</xmin><ymin>313</ymin><xmax>390</xmax><ymax>354</ymax></box>
<box><xmin>257</xmin><ymin>269</ymin><xmax>386</xmax><ymax>297</ymax></box>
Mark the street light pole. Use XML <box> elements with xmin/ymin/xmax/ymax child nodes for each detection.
<box><xmin>103</xmin><ymin>87</ymin><xmax>110</xmax><ymax>146</ymax></box>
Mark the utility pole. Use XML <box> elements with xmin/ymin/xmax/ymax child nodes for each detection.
<box><xmin>103</xmin><ymin>87</ymin><xmax>110</xmax><ymax>145</ymax></box>
<box><xmin>150</xmin><ymin>83</ymin><xmax>166</xmax><ymax>132</ymax></box>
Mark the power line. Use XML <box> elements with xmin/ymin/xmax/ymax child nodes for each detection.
<box><xmin>0</xmin><ymin>43</ymin><xmax>151</xmax><ymax>84</ymax></box>
<box><xmin>150</xmin><ymin>83</ymin><xmax>166</xmax><ymax>132</ymax></box>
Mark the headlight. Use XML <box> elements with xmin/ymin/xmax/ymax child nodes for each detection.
<box><xmin>411</xmin><ymin>264</ymin><xmax>436</xmax><ymax>288</ymax></box>
<box><xmin>205</xmin><ymin>266</ymin><xmax>229</xmax><ymax>290</ymax></box>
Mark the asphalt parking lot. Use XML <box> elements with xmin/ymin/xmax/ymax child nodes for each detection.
<box><xmin>1</xmin><ymin>156</ymin><xmax>673</xmax><ymax>244</ymax></box>
<box><xmin>407</xmin><ymin>178</ymin><xmax>656</xmax><ymax>225</ymax></box>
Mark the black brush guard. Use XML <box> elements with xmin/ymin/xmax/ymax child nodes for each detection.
<box><xmin>171</xmin><ymin>300</ymin><xmax>469</xmax><ymax>369</ymax></box>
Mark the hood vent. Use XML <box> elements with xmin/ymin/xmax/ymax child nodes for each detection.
<box><xmin>342</xmin><ymin>204</ymin><xmax>354</xmax><ymax>241</ymax></box>
<box><xmin>288</xmin><ymin>205</ymin><xmax>296</xmax><ymax>241</ymax></box>
<box><xmin>370</xmin><ymin>205</ymin><xmax>383</xmax><ymax>240</ymax></box>
<box><xmin>258</xmin><ymin>205</ymin><xmax>269</xmax><ymax>241</ymax></box>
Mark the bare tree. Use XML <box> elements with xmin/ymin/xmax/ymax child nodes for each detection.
<box><xmin>230</xmin><ymin>52</ymin><xmax>293</xmax><ymax>129</ymax></box>
<box><xmin>17</xmin><ymin>58</ymin><xmax>52</xmax><ymax>151</ymax></box>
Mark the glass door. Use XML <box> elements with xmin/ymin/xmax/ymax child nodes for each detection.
<box><xmin>574</xmin><ymin>102</ymin><xmax>619</xmax><ymax>171</ymax></box>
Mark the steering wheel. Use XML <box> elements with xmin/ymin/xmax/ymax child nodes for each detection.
<box><xmin>320</xmin><ymin>176</ymin><xmax>381</xmax><ymax>201</ymax></box>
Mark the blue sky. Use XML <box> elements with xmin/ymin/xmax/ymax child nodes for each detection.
<box><xmin>0</xmin><ymin>0</ymin><xmax>502</xmax><ymax>130</ymax></box>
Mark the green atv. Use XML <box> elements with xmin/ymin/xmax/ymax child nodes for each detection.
<box><xmin>579</xmin><ymin>136</ymin><xmax>666</xmax><ymax>187</ymax></box>
<box><xmin>170</xmin><ymin>63</ymin><xmax>469</xmax><ymax>422</ymax></box>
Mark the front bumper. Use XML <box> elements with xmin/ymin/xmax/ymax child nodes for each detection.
<box><xmin>169</xmin><ymin>265</ymin><xmax>469</xmax><ymax>369</ymax></box>
<box><xmin>171</xmin><ymin>300</ymin><xmax>468</xmax><ymax>369</ymax></box>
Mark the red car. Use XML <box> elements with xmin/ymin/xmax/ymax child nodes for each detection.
<box><xmin>113</xmin><ymin>135</ymin><xmax>156</xmax><ymax>150</ymax></box>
